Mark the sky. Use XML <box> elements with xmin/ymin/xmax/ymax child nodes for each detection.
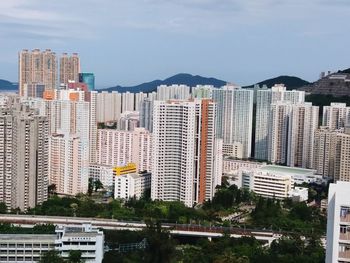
<box><xmin>0</xmin><ymin>0</ymin><xmax>349</xmax><ymax>88</ymax></box>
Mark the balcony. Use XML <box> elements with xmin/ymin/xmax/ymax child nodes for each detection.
<box><xmin>341</xmin><ymin>214</ymin><xmax>350</xmax><ymax>223</ymax></box>
<box><xmin>340</xmin><ymin>233</ymin><xmax>350</xmax><ymax>241</ymax></box>
<box><xmin>339</xmin><ymin>250</ymin><xmax>350</xmax><ymax>260</ymax></box>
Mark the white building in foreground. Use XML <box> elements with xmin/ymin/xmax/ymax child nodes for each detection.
<box><xmin>326</xmin><ymin>181</ymin><xmax>350</xmax><ymax>263</ymax></box>
<box><xmin>0</xmin><ymin>224</ymin><xmax>104</xmax><ymax>263</ymax></box>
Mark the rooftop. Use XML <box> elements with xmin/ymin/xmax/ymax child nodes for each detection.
<box><xmin>259</xmin><ymin>165</ymin><xmax>316</xmax><ymax>176</ymax></box>
<box><xmin>0</xmin><ymin>234</ymin><xmax>55</xmax><ymax>241</ymax></box>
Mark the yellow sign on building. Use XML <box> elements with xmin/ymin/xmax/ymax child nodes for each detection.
<box><xmin>114</xmin><ymin>163</ymin><xmax>137</xmax><ymax>176</ymax></box>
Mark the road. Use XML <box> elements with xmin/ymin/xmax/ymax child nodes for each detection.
<box><xmin>0</xmin><ymin>214</ymin><xmax>289</xmax><ymax>245</ymax></box>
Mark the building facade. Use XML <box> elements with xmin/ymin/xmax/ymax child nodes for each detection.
<box><xmin>114</xmin><ymin>172</ymin><xmax>151</xmax><ymax>199</ymax></box>
<box><xmin>0</xmin><ymin>224</ymin><xmax>104</xmax><ymax>263</ymax></box>
<box><xmin>97</xmin><ymin>128</ymin><xmax>152</xmax><ymax>172</ymax></box>
<box><xmin>322</xmin><ymin>103</ymin><xmax>350</xmax><ymax>130</ymax></box>
<box><xmin>212</xmin><ymin>85</ymin><xmax>254</xmax><ymax>158</ymax></box>
<box><xmin>254</xmin><ymin>85</ymin><xmax>305</xmax><ymax>160</ymax></box>
<box><xmin>19</xmin><ymin>49</ymin><xmax>57</xmax><ymax>96</ymax></box>
<box><xmin>0</xmin><ymin>105</ymin><xmax>49</xmax><ymax>211</ymax></box>
<box><xmin>151</xmin><ymin>99</ymin><xmax>221</xmax><ymax>206</ymax></box>
<box><xmin>59</xmin><ymin>53</ymin><xmax>80</xmax><ymax>85</ymax></box>
<box><xmin>326</xmin><ymin>181</ymin><xmax>350</xmax><ymax>263</ymax></box>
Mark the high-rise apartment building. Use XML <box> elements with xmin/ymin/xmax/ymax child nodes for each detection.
<box><xmin>255</xmin><ymin>84</ymin><xmax>305</xmax><ymax>160</ymax></box>
<box><xmin>323</xmin><ymin>102</ymin><xmax>350</xmax><ymax>130</ymax></box>
<box><xmin>96</xmin><ymin>91</ymin><xmax>122</xmax><ymax>123</ymax></box>
<box><xmin>90</xmin><ymin>91</ymin><xmax>98</xmax><ymax>163</ymax></box>
<box><xmin>49</xmin><ymin>134</ymin><xmax>86</xmax><ymax>195</ymax></box>
<box><xmin>192</xmin><ymin>85</ymin><xmax>214</xmax><ymax>99</ymax></box>
<box><xmin>135</xmin><ymin>92</ymin><xmax>147</xmax><ymax>112</ymax></box>
<box><xmin>339</xmin><ymin>126</ymin><xmax>350</xmax><ymax>182</ymax></box>
<box><xmin>118</xmin><ymin>111</ymin><xmax>139</xmax><ymax>131</ymax></box>
<box><xmin>326</xmin><ymin>181</ymin><xmax>350</xmax><ymax>263</ymax></box>
<box><xmin>47</xmin><ymin>98</ymin><xmax>90</xmax><ymax>196</ymax></box>
<box><xmin>0</xmin><ymin>105</ymin><xmax>49</xmax><ymax>211</ymax></box>
<box><xmin>121</xmin><ymin>92</ymin><xmax>135</xmax><ymax>113</ymax></box>
<box><xmin>156</xmin><ymin>85</ymin><xmax>191</xmax><ymax>101</ymax></box>
<box><xmin>312</xmin><ymin>126</ymin><xmax>350</xmax><ymax>181</ymax></box>
<box><xmin>151</xmin><ymin>99</ymin><xmax>221</xmax><ymax>206</ymax></box>
<box><xmin>79</xmin><ymin>73</ymin><xmax>95</xmax><ymax>91</ymax></box>
<box><xmin>139</xmin><ymin>98</ymin><xmax>153</xmax><ymax>132</ymax></box>
<box><xmin>287</xmin><ymin>103</ymin><xmax>319</xmax><ymax>168</ymax></box>
<box><xmin>19</xmin><ymin>49</ymin><xmax>57</xmax><ymax>96</ymax></box>
<box><xmin>212</xmin><ymin>85</ymin><xmax>254</xmax><ymax>158</ymax></box>
<box><xmin>97</xmin><ymin>128</ymin><xmax>152</xmax><ymax>172</ymax></box>
<box><xmin>268</xmin><ymin>102</ymin><xmax>292</xmax><ymax>164</ymax></box>
<box><xmin>313</xmin><ymin>127</ymin><xmax>343</xmax><ymax>180</ymax></box>
<box><xmin>59</xmin><ymin>53</ymin><xmax>80</xmax><ymax>84</ymax></box>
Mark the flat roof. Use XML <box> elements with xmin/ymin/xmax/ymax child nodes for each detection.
<box><xmin>259</xmin><ymin>165</ymin><xmax>316</xmax><ymax>176</ymax></box>
<box><xmin>0</xmin><ymin>234</ymin><xmax>56</xmax><ymax>241</ymax></box>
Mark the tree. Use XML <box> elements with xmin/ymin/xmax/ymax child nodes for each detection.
<box><xmin>68</xmin><ymin>250</ymin><xmax>83</xmax><ymax>263</ymax></box>
<box><xmin>144</xmin><ymin>220</ymin><xmax>176</xmax><ymax>263</ymax></box>
<box><xmin>94</xmin><ymin>179</ymin><xmax>104</xmax><ymax>192</ymax></box>
<box><xmin>214</xmin><ymin>251</ymin><xmax>250</xmax><ymax>263</ymax></box>
<box><xmin>39</xmin><ymin>250</ymin><xmax>65</xmax><ymax>263</ymax></box>
<box><xmin>88</xmin><ymin>178</ymin><xmax>94</xmax><ymax>196</ymax></box>
<box><xmin>48</xmin><ymin>184</ymin><xmax>57</xmax><ymax>196</ymax></box>
<box><xmin>0</xmin><ymin>202</ymin><xmax>7</xmax><ymax>214</ymax></box>
<box><xmin>70</xmin><ymin>203</ymin><xmax>78</xmax><ymax>217</ymax></box>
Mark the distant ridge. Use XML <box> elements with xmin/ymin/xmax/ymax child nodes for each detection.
<box><xmin>339</xmin><ymin>68</ymin><xmax>350</xmax><ymax>74</ymax></box>
<box><xmin>0</xmin><ymin>79</ymin><xmax>18</xmax><ymax>91</ymax></box>
<box><xmin>101</xmin><ymin>73</ymin><xmax>227</xmax><ymax>93</ymax></box>
<box><xmin>244</xmin><ymin>75</ymin><xmax>310</xmax><ymax>90</ymax></box>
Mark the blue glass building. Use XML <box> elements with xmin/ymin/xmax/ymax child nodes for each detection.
<box><xmin>79</xmin><ymin>73</ymin><xmax>95</xmax><ymax>91</ymax></box>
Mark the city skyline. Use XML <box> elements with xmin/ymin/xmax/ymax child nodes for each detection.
<box><xmin>0</xmin><ymin>1</ymin><xmax>349</xmax><ymax>88</ymax></box>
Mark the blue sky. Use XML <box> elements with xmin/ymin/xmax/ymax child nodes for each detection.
<box><xmin>0</xmin><ymin>0</ymin><xmax>349</xmax><ymax>88</ymax></box>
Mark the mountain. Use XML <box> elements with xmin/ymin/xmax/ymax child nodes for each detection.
<box><xmin>339</xmin><ymin>68</ymin><xmax>350</xmax><ymax>74</ymax></box>
<box><xmin>0</xmin><ymin>79</ymin><xmax>18</xmax><ymax>91</ymax></box>
<box><xmin>101</xmin><ymin>73</ymin><xmax>227</xmax><ymax>93</ymax></box>
<box><xmin>244</xmin><ymin>75</ymin><xmax>311</xmax><ymax>90</ymax></box>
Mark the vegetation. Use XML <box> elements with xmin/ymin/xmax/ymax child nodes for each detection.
<box><xmin>26</xmin><ymin>194</ymin><xmax>210</xmax><ymax>224</ymax></box>
<box><xmin>103</xmin><ymin>228</ymin><xmax>325</xmax><ymax>263</ymax></box>
<box><xmin>68</xmin><ymin>250</ymin><xmax>83</xmax><ymax>263</ymax></box>
<box><xmin>39</xmin><ymin>251</ymin><xmax>65</xmax><ymax>263</ymax></box>
<box><xmin>0</xmin><ymin>223</ymin><xmax>55</xmax><ymax>234</ymax></box>
<box><xmin>26</xmin><ymin>182</ymin><xmax>327</xmax><ymax>236</ymax></box>
<box><xmin>39</xmin><ymin>250</ymin><xmax>83</xmax><ymax>263</ymax></box>
<box><xmin>0</xmin><ymin>202</ymin><xmax>7</xmax><ymax>214</ymax></box>
<box><xmin>244</xmin><ymin>76</ymin><xmax>310</xmax><ymax>90</ymax></box>
<box><xmin>306</xmin><ymin>94</ymin><xmax>350</xmax><ymax>116</ymax></box>
<box><xmin>9</xmin><ymin>181</ymin><xmax>327</xmax><ymax>262</ymax></box>
<box><xmin>250</xmin><ymin>198</ymin><xmax>326</xmax><ymax>235</ymax></box>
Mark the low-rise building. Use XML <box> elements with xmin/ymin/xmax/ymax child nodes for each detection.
<box><xmin>223</xmin><ymin>159</ymin><xmax>265</xmax><ymax>175</ymax></box>
<box><xmin>0</xmin><ymin>234</ymin><xmax>55</xmax><ymax>262</ymax></box>
<box><xmin>89</xmin><ymin>164</ymin><xmax>115</xmax><ymax>189</ymax></box>
<box><xmin>55</xmin><ymin>224</ymin><xmax>104</xmax><ymax>263</ymax></box>
<box><xmin>0</xmin><ymin>224</ymin><xmax>104</xmax><ymax>263</ymax></box>
<box><xmin>232</xmin><ymin>165</ymin><xmax>318</xmax><ymax>201</ymax></box>
<box><xmin>114</xmin><ymin>172</ymin><xmax>151</xmax><ymax>199</ymax></box>
<box><xmin>288</xmin><ymin>187</ymin><xmax>308</xmax><ymax>202</ymax></box>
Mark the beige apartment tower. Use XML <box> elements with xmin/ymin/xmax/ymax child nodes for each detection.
<box><xmin>312</xmin><ymin>125</ymin><xmax>350</xmax><ymax>182</ymax></box>
<box><xmin>59</xmin><ymin>53</ymin><xmax>80</xmax><ymax>84</ymax></box>
<box><xmin>313</xmin><ymin>127</ymin><xmax>344</xmax><ymax>180</ymax></box>
<box><xmin>0</xmin><ymin>105</ymin><xmax>49</xmax><ymax>211</ymax></box>
<box><xmin>19</xmin><ymin>49</ymin><xmax>57</xmax><ymax>96</ymax></box>
<box><xmin>339</xmin><ymin>126</ymin><xmax>350</xmax><ymax>182</ymax></box>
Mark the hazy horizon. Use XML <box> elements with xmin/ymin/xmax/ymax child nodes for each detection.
<box><xmin>0</xmin><ymin>0</ymin><xmax>349</xmax><ymax>88</ymax></box>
